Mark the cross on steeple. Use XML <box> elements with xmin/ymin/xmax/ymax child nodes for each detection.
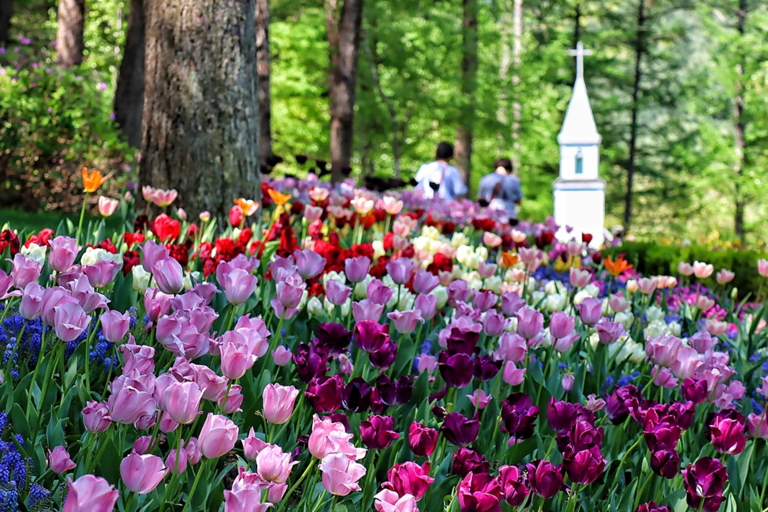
<box><xmin>568</xmin><ymin>41</ymin><xmax>593</xmax><ymax>81</ymax></box>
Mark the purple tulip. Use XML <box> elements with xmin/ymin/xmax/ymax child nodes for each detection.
<box><xmin>549</xmin><ymin>312</ymin><xmax>575</xmax><ymax>339</ymax></box>
<box><xmin>153</xmin><ymin>257</ymin><xmax>184</xmax><ymax>295</ymax></box>
<box><xmin>441</xmin><ymin>412</ymin><xmax>480</xmax><ymax>447</ymax></box>
<box><xmin>409</xmin><ymin>421</ymin><xmax>439</xmax><ymax>457</ymax></box>
<box><xmin>650</xmin><ymin>448</ymin><xmax>680</xmax><ymax>478</ymax></box>
<box><xmin>54</xmin><ymin>302</ymin><xmax>89</xmax><ymax>342</ymax></box>
<box><xmin>293</xmin><ymin>249</ymin><xmax>326</xmax><ymax>279</ymax></box>
<box><xmin>562</xmin><ymin>445</ymin><xmax>605</xmax><ymax>485</ymax></box>
<box><xmin>41</xmin><ymin>286</ymin><xmax>77</xmax><ymax>326</ymax></box>
<box><xmin>605</xmin><ymin>384</ymin><xmax>642</xmax><ymax>424</ymax></box>
<box><xmin>412</xmin><ymin>269</ymin><xmax>440</xmax><ymax>295</ymax></box>
<box><xmin>472</xmin><ymin>355</ymin><xmax>501</xmax><ymax>382</ymax></box>
<box><xmin>546</xmin><ymin>399</ymin><xmax>576</xmax><ymax>433</ymax></box>
<box><xmin>387</xmin><ymin>309</ymin><xmax>424</xmax><ymax>334</ymax></box>
<box><xmin>315</xmin><ymin>322</ymin><xmax>352</xmax><ymax>354</ymax></box>
<box><xmin>681</xmin><ymin>378</ymin><xmax>708</xmax><ymax>405</ymax></box>
<box><xmin>526</xmin><ymin>460</ymin><xmax>564</xmax><ymax>499</ymax></box>
<box><xmin>637</xmin><ymin>502</ymin><xmax>672</xmax><ymax>512</ymax></box>
<box><xmin>369</xmin><ymin>337</ymin><xmax>398</xmax><ymax>370</ymax></box>
<box><xmin>100</xmin><ymin>310</ymin><xmax>130</xmax><ymax>342</ymax></box>
<box><xmin>438</xmin><ymin>352</ymin><xmax>474</xmax><ymax>388</ymax></box>
<box><xmin>414</xmin><ymin>293</ymin><xmax>438</xmax><ymax>321</ymax></box>
<box><xmin>472</xmin><ymin>290</ymin><xmax>498</xmax><ymax>312</ymax></box>
<box><xmin>341</xmin><ymin>377</ymin><xmax>372</xmax><ymax>413</ymax></box>
<box><xmin>19</xmin><ymin>282</ymin><xmax>45</xmax><ymax>320</ymax></box>
<box><xmin>305</xmin><ymin>375</ymin><xmax>343</xmax><ymax>414</ymax></box>
<box><xmin>376</xmin><ymin>374</ymin><xmax>412</xmax><ymax>406</ymax></box>
<box><xmin>482</xmin><ymin>311</ymin><xmax>508</xmax><ymax>337</ymax></box>
<box><xmin>352</xmin><ymin>299</ymin><xmax>384</xmax><ymax>322</ymax></box>
<box><xmin>386</xmin><ymin>257</ymin><xmax>417</xmax><ymax>285</ymax></box>
<box><xmin>325</xmin><ymin>279</ymin><xmax>352</xmax><ymax>306</ymax></box>
<box><xmin>516</xmin><ymin>307</ymin><xmax>543</xmax><ymax>340</ymax></box>
<box><xmin>577</xmin><ymin>297</ymin><xmax>603</xmax><ymax>326</ymax></box>
<box><xmin>354</xmin><ymin>320</ymin><xmax>389</xmax><ymax>353</ymax></box>
<box><xmin>274</xmin><ymin>273</ymin><xmax>305</xmax><ymax>309</ymax></box>
<box><xmin>457</xmin><ymin>472</ymin><xmax>502</xmax><ymax>512</ymax></box>
<box><xmin>141</xmin><ymin>240</ymin><xmax>170</xmax><ymax>272</ymax></box>
<box><xmin>682</xmin><ymin>457</ymin><xmax>727</xmax><ymax>512</ymax></box>
<box><xmin>49</xmin><ymin>236</ymin><xmax>79</xmax><ymax>273</ymax></box>
<box><xmin>10</xmin><ymin>253</ymin><xmax>42</xmax><ymax>289</ymax></box>
<box><xmin>344</xmin><ymin>256</ymin><xmax>371</xmax><ymax>283</ymax></box>
<box><xmin>452</xmin><ymin>447</ymin><xmax>490</xmax><ymax>478</ymax></box>
<box><xmin>292</xmin><ymin>342</ymin><xmax>328</xmax><ymax>383</ymax></box>
<box><xmin>82</xmin><ymin>260</ymin><xmax>121</xmax><ymax>288</ymax></box>
<box><xmin>596</xmin><ymin>319</ymin><xmax>625</xmax><ymax>345</ymax></box>
<box><xmin>501</xmin><ymin>291</ymin><xmax>526</xmax><ymax>317</ymax></box>
<box><xmin>367</xmin><ymin>278</ymin><xmax>393</xmax><ymax>305</ymax></box>
<box><xmin>360</xmin><ymin>415</ymin><xmax>399</xmax><ymax>450</ymax></box>
<box><xmin>499</xmin><ymin>392</ymin><xmax>539</xmax><ymax>441</ymax></box>
<box><xmin>218</xmin><ymin>267</ymin><xmax>259</xmax><ymax>305</ymax></box>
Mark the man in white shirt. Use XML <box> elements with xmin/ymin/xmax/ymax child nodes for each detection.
<box><xmin>414</xmin><ymin>142</ymin><xmax>468</xmax><ymax>201</ymax></box>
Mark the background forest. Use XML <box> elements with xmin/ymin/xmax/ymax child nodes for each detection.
<box><xmin>1</xmin><ymin>0</ymin><xmax>768</xmax><ymax>244</ymax></box>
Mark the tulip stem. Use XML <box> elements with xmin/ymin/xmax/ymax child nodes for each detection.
<box><xmin>123</xmin><ymin>492</ymin><xmax>135</xmax><ymax>512</ymax></box>
<box><xmin>566</xmin><ymin>484</ymin><xmax>580</xmax><ymax>512</ymax></box>
<box><xmin>310</xmin><ymin>490</ymin><xmax>328</xmax><ymax>512</ymax></box>
<box><xmin>536</xmin><ymin>341</ymin><xmax>557</xmax><ymax>406</ymax></box>
<box><xmin>25</xmin><ymin>327</ymin><xmax>48</xmax><ymax>420</ymax></box>
<box><xmin>180</xmin><ymin>458</ymin><xmax>209</xmax><ymax>512</ymax></box>
<box><xmin>37</xmin><ymin>341</ymin><xmax>64</xmax><ymax>421</ymax></box>
<box><xmin>277</xmin><ymin>460</ymin><xmax>316</xmax><ymax>512</ymax></box>
<box><xmin>83</xmin><ymin>317</ymin><xmax>101</xmax><ymax>402</ymax></box>
<box><xmin>760</xmin><ymin>453</ymin><xmax>768</xmax><ymax>506</ymax></box>
<box><xmin>87</xmin><ymin>424</ymin><xmax>114</xmax><ymax>474</ymax></box>
<box><xmin>0</xmin><ymin>298</ymin><xmax>15</xmax><ymax>324</ymax></box>
<box><xmin>609</xmin><ymin>434</ymin><xmax>643</xmax><ymax>492</ymax></box>
<box><xmin>77</xmin><ymin>193</ymin><xmax>89</xmax><ymax>243</ymax></box>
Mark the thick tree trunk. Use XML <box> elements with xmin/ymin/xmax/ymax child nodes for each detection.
<box><xmin>734</xmin><ymin>0</ymin><xmax>747</xmax><ymax>243</ymax></box>
<box><xmin>140</xmin><ymin>0</ymin><xmax>260</xmax><ymax>218</ymax></box>
<box><xmin>455</xmin><ymin>0</ymin><xmax>478</xmax><ymax>195</ymax></box>
<box><xmin>56</xmin><ymin>0</ymin><xmax>86</xmax><ymax>66</ymax></box>
<box><xmin>256</xmin><ymin>0</ymin><xmax>272</xmax><ymax>165</ymax></box>
<box><xmin>0</xmin><ymin>0</ymin><xmax>12</xmax><ymax>46</ymax></box>
<box><xmin>624</xmin><ymin>0</ymin><xmax>646</xmax><ymax>231</ymax></box>
<box><xmin>326</xmin><ymin>0</ymin><xmax>364</xmax><ymax>182</ymax></box>
<box><xmin>497</xmin><ymin>0</ymin><xmax>511</xmax><ymax>144</ymax></box>
<box><xmin>113</xmin><ymin>0</ymin><xmax>145</xmax><ymax>148</ymax></box>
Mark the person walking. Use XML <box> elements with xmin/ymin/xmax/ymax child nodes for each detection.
<box><xmin>477</xmin><ymin>157</ymin><xmax>523</xmax><ymax>222</ymax></box>
<box><xmin>414</xmin><ymin>142</ymin><xmax>468</xmax><ymax>201</ymax></box>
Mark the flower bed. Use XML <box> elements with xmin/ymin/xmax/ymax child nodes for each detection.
<box><xmin>0</xmin><ymin>174</ymin><xmax>765</xmax><ymax>512</ymax></box>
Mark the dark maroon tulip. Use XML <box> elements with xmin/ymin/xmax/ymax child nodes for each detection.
<box><xmin>445</xmin><ymin>327</ymin><xmax>481</xmax><ymax>355</ymax></box>
<box><xmin>354</xmin><ymin>320</ymin><xmax>389</xmax><ymax>352</ymax></box>
<box><xmin>572</xmin><ymin>403</ymin><xmax>596</xmax><ymax>424</ymax></box>
<box><xmin>429</xmin><ymin>384</ymin><xmax>449</xmax><ymax>405</ymax></box>
<box><xmin>409</xmin><ymin>421</ymin><xmax>439</xmax><ymax>457</ymax></box>
<box><xmin>360</xmin><ymin>415</ymin><xmax>399</xmax><ymax>450</ymax></box>
<box><xmin>375</xmin><ymin>374</ymin><xmax>412</xmax><ymax>406</ymax></box>
<box><xmin>394</xmin><ymin>375</ymin><xmax>413</xmax><ymax>405</ymax></box>
<box><xmin>328</xmin><ymin>412</ymin><xmax>350</xmax><ymax>432</ymax></box>
<box><xmin>563</xmin><ymin>445</ymin><xmax>605</xmax><ymax>485</ymax></box>
<box><xmin>473</xmin><ymin>355</ymin><xmax>501</xmax><ymax>382</ymax></box>
<box><xmin>547</xmin><ymin>399</ymin><xmax>576</xmax><ymax>433</ymax></box>
<box><xmin>498</xmin><ymin>465</ymin><xmax>529</xmax><ymax>507</ymax></box>
<box><xmin>315</xmin><ymin>322</ymin><xmax>352</xmax><ymax>354</ymax></box>
<box><xmin>452</xmin><ymin>447</ymin><xmax>491</xmax><ymax>478</ymax></box>
<box><xmin>681</xmin><ymin>377</ymin><xmax>708</xmax><ymax>405</ymax></box>
<box><xmin>439</xmin><ymin>352</ymin><xmax>475</xmax><ymax>389</ymax></box>
<box><xmin>305</xmin><ymin>375</ymin><xmax>343</xmax><ymax>413</ymax></box>
<box><xmin>382</xmin><ymin>461</ymin><xmax>434</xmax><ymax>501</ymax></box>
<box><xmin>605</xmin><ymin>385</ymin><xmax>642</xmax><ymax>424</ymax></box>
<box><xmin>441</xmin><ymin>412</ymin><xmax>480</xmax><ymax>447</ymax></box>
<box><xmin>369</xmin><ymin>389</ymin><xmax>388</xmax><ymax>414</ymax></box>
<box><xmin>569</xmin><ymin>420</ymin><xmax>604</xmax><ymax>452</ymax></box>
<box><xmin>636</xmin><ymin>502</ymin><xmax>672</xmax><ymax>512</ymax></box>
<box><xmin>432</xmin><ymin>403</ymin><xmax>447</xmax><ymax>419</ymax></box>
<box><xmin>370</xmin><ymin>338</ymin><xmax>398</xmax><ymax>370</ymax></box>
<box><xmin>500</xmin><ymin>393</ymin><xmax>539</xmax><ymax>441</ymax></box>
<box><xmin>629</xmin><ymin>399</ymin><xmax>659</xmax><ymax>425</ymax></box>
<box><xmin>669</xmin><ymin>401</ymin><xmax>696</xmax><ymax>431</ymax></box>
<box><xmin>650</xmin><ymin>448</ymin><xmax>680</xmax><ymax>479</ymax></box>
<box><xmin>526</xmin><ymin>460</ymin><xmax>564</xmax><ymax>499</ymax></box>
<box><xmin>682</xmin><ymin>457</ymin><xmax>727</xmax><ymax>512</ymax></box>
<box><xmin>342</xmin><ymin>377</ymin><xmax>372</xmax><ymax>413</ymax></box>
<box><xmin>457</xmin><ymin>471</ymin><xmax>502</xmax><ymax>512</ymax></box>
<box><xmin>643</xmin><ymin>422</ymin><xmax>682</xmax><ymax>452</ymax></box>
<box><xmin>293</xmin><ymin>342</ymin><xmax>328</xmax><ymax>383</ymax></box>
<box><xmin>710</xmin><ymin>414</ymin><xmax>747</xmax><ymax>455</ymax></box>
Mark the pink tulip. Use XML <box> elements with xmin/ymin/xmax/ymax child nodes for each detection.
<box><xmin>82</xmin><ymin>259</ymin><xmax>121</xmax><ymax>288</ymax></box>
<box><xmin>645</xmin><ymin>334</ymin><xmax>682</xmax><ymax>368</ymax></box>
<box><xmin>569</xmin><ymin>268</ymin><xmax>591</xmax><ymax>288</ymax></box>
<box><xmin>120</xmin><ymin>452</ymin><xmax>168</xmax><ymax>494</ymax></box>
<box><xmin>692</xmin><ymin>261</ymin><xmax>713</xmax><ymax>279</ymax></box>
<box><xmin>678</xmin><ymin>262</ymin><xmax>694</xmax><ymax>276</ymax></box>
<box><xmin>41</xmin><ymin>287</ymin><xmax>76</xmax><ymax>326</ymax></box>
<box><xmin>107</xmin><ymin>372</ymin><xmax>157</xmax><ymax>424</ymax></box>
<box><xmin>715</xmin><ymin>269</ymin><xmax>735</xmax><ymax>285</ymax></box>
<box><xmin>304</xmin><ymin>205</ymin><xmax>323</xmax><ymax>222</ymax></box>
<box><xmin>186</xmin><ymin>437</ymin><xmax>203</xmax><ymax>465</ymax></box>
<box><xmin>585</xmin><ymin>394</ymin><xmax>606</xmax><ymax>412</ymax></box>
<box><xmin>672</xmin><ymin>347</ymin><xmax>704</xmax><ymax>380</ymax></box>
<box><xmin>272</xmin><ymin>346</ymin><xmax>292</xmax><ymax>366</ymax></box>
<box><xmin>63</xmin><ymin>475</ymin><xmax>118</xmax><ymax>512</ymax></box>
<box><xmin>608</xmin><ymin>295</ymin><xmax>629</xmax><ymax>313</ymax></box>
<box><xmin>53</xmin><ymin>302</ymin><xmax>89</xmax><ymax>342</ymax></box>
<box><xmin>48</xmin><ymin>445</ymin><xmax>76</xmax><ymax>473</ymax></box>
<box><xmin>308</xmin><ymin>415</ymin><xmax>366</xmax><ymax>460</ymax></box>
<box><xmin>198</xmin><ymin>413</ymin><xmax>239</xmax><ymax>459</ymax></box>
<box><xmin>577</xmin><ymin>298</ymin><xmax>602</xmax><ymax>327</ymax></box>
<box><xmin>293</xmin><ymin>249</ymin><xmax>327</xmax><ymax>280</ymax></box>
<box><xmin>218</xmin><ymin>267</ymin><xmax>259</xmax><ymax>305</ymax></box>
<box><xmin>153</xmin><ymin>257</ymin><xmax>184</xmax><ymax>294</ymax></box>
<box><xmin>144</xmin><ymin>288</ymin><xmax>173</xmax><ymax>322</ymax></box>
<box><xmin>387</xmin><ymin>310</ymin><xmax>424</xmax><ymax>335</ymax></box>
<box><xmin>242</xmin><ymin>427</ymin><xmax>270</xmax><ymax>461</ymax></box>
<box><xmin>319</xmin><ymin>452</ymin><xmax>367</xmax><ymax>496</ymax></box>
<box><xmin>636</xmin><ymin>277</ymin><xmax>657</xmax><ymax>295</ymax></box>
<box><xmin>120</xmin><ymin>341</ymin><xmax>156</xmax><ymax>375</ymax></box>
<box><xmin>219</xmin><ymin>385</ymin><xmax>244</xmax><ymax>414</ymax></box>
<box><xmin>747</xmin><ymin>413</ymin><xmax>768</xmax><ymax>439</ymax></box>
<box><xmin>100</xmin><ymin>310</ymin><xmax>130</xmax><ymax>342</ymax></box>
<box><xmin>220</xmin><ymin>332</ymin><xmax>258</xmax><ymax>380</ymax></box>
<box><xmin>467</xmin><ymin>389</ymin><xmax>492</xmax><ymax>409</ymax></box>
<box><xmin>98</xmin><ymin>196</ymin><xmax>119</xmax><ymax>217</ymax></box>
<box><xmin>326</xmin><ymin>279</ymin><xmax>352</xmax><ymax>306</ymax></box>
<box><xmin>516</xmin><ymin>307</ymin><xmax>544</xmax><ymax>340</ymax></box>
<box><xmin>758</xmin><ymin>259</ymin><xmax>768</xmax><ymax>278</ymax></box>
<box><xmin>495</xmin><ymin>332</ymin><xmax>527</xmax><ymax>363</ymax></box>
<box><xmin>414</xmin><ymin>294</ymin><xmax>437</xmax><ymax>321</ymax></box>
<box><xmin>223</xmin><ymin>489</ymin><xmax>274</xmax><ymax>512</ymax></box>
<box><xmin>193</xmin><ymin>364</ymin><xmax>229</xmax><ymax>401</ymax></box>
<box><xmin>19</xmin><ymin>282</ymin><xmax>45</xmax><ymax>320</ymax></box>
<box><xmin>82</xmin><ymin>401</ymin><xmax>112</xmax><ymax>433</ymax></box>
<box><xmin>416</xmin><ymin>354</ymin><xmax>438</xmax><ymax>374</ymax></box>
<box><xmin>483</xmin><ymin>232</ymin><xmax>502</xmax><ymax>248</ymax></box>
<box><xmin>162</xmin><ymin>381</ymin><xmax>203</xmax><ymax>424</ymax></box>
<box><xmin>49</xmin><ymin>236</ymin><xmax>79</xmax><ymax>273</ymax></box>
<box><xmin>166</xmin><ymin>444</ymin><xmax>189</xmax><ymax>474</ymax></box>
<box><xmin>10</xmin><ymin>253</ymin><xmax>41</xmax><ymax>289</ymax></box>
<box><xmin>374</xmin><ymin>489</ymin><xmax>418</xmax><ymax>512</ymax></box>
<box><xmin>477</xmin><ymin>261</ymin><xmax>498</xmax><ymax>279</ymax></box>
<box><xmin>653</xmin><ymin>366</ymin><xmax>679</xmax><ymax>389</ymax></box>
<box><xmin>503</xmin><ymin>361</ymin><xmax>526</xmax><ymax>386</ymax></box>
<box><xmin>256</xmin><ymin>444</ymin><xmax>298</xmax><ymax>484</ymax></box>
<box><xmin>141</xmin><ymin>240</ymin><xmax>170</xmax><ymax>273</ymax></box>
<box><xmin>263</xmin><ymin>384</ymin><xmax>299</xmax><ymax>425</ymax></box>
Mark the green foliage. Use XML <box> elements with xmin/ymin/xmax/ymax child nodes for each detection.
<box><xmin>604</xmin><ymin>241</ymin><xmax>768</xmax><ymax>298</ymax></box>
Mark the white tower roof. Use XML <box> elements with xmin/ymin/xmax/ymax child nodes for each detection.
<box><xmin>558</xmin><ymin>42</ymin><xmax>601</xmax><ymax>146</ymax></box>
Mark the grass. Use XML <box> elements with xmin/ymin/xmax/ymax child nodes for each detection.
<box><xmin>0</xmin><ymin>208</ymin><xmax>123</xmax><ymax>237</ymax></box>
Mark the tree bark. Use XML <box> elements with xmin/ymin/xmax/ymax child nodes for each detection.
<box><xmin>733</xmin><ymin>0</ymin><xmax>747</xmax><ymax>243</ymax></box>
<box><xmin>56</xmin><ymin>0</ymin><xmax>86</xmax><ymax>66</ymax></box>
<box><xmin>624</xmin><ymin>0</ymin><xmax>646</xmax><ymax>231</ymax></box>
<box><xmin>140</xmin><ymin>0</ymin><xmax>260</xmax><ymax>218</ymax></box>
<box><xmin>326</xmin><ymin>0</ymin><xmax>364</xmax><ymax>182</ymax></box>
<box><xmin>113</xmin><ymin>0</ymin><xmax>145</xmax><ymax>148</ymax></box>
<box><xmin>511</xmin><ymin>0</ymin><xmax>523</xmax><ymax>163</ymax></box>
<box><xmin>497</xmin><ymin>0</ymin><xmax>511</xmax><ymax>149</ymax></box>
<box><xmin>0</xmin><ymin>0</ymin><xmax>12</xmax><ymax>46</ymax></box>
<box><xmin>455</xmin><ymin>0</ymin><xmax>478</xmax><ymax>196</ymax></box>
<box><xmin>256</xmin><ymin>0</ymin><xmax>272</xmax><ymax>165</ymax></box>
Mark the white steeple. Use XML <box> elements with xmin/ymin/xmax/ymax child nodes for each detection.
<box><xmin>558</xmin><ymin>42</ymin><xmax>600</xmax><ymax>146</ymax></box>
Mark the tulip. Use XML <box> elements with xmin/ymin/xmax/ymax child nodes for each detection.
<box><xmin>482</xmin><ymin>311</ymin><xmax>508</xmax><ymax>337</ymax></box>
<box><xmin>682</xmin><ymin>457</ymin><xmax>727</xmax><ymax>512</ymax></box>
<box><xmin>242</xmin><ymin>427</ymin><xmax>269</xmax><ymax>461</ymax></box>
<box><xmin>652</xmin><ymin>366</ymin><xmax>679</xmax><ymax>389</ymax></box>
<box><xmin>198</xmin><ymin>413</ymin><xmax>239</xmax><ymax>459</ymax></box>
<box><xmin>293</xmin><ymin>249</ymin><xmax>327</xmax><ymax>279</ymax></box>
<box><xmin>457</xmin><ymin>471</ymin><xmax>502</xmax><ymax>512</ymax></box>
<box><xmin>758</xmin><ymin>258</ymin><xmax>768</xmax><ymax>278</ymax></box>
<box><xmin>547</xmin><ymin>399</ymin><xmax>576</xmax><ymax>433</ymax></box>
<box><xmin>386</xmin><ymin>258</ymin><xmax>417</xmax><ymax>285</ymax></box>
<box><xmin>577</xmin><ymin>297</ymin><xmax>602</xmax><ymax>326</ymax></box>
<box><xmin>439</xmin><ymin>352</ymin><xmax>474</xmax><ymax>388</ymax></box>
<box><xmin>414</xmin><ymin>293</ymin><xmax>437</xmax><ymax>321</ymax></box>
<box><xmin>19</xmin><ymin>281</ymin><xmax>45</xmax><ymax>320</ymax></box>
<box><xmin>608</xmin><ymin>294</ymin><xmax>630</xmax><ymax>313</ymax></box>
<box><xmin>499</xmin><ymin>392</ymin><xmax>539</xmax><ymax>441</ymax></box>
<box><xmin>308</xmin><ymin>415</ymin><xmax>365</xmax><ymax>460</ymax></box>
<box><xmin>354</xmin><ymin>320</ymin><xmax>389</xmax><ymax>353</ymax></box>
<box><xmin>272</xmin><ymin>346</ymin><xmax>292</xmax><ymax>366</ymax></box>
<box><xmin>637</xmin><ymin>502</ymin><xmax>672</xmax><ymax>512</ymax></box>
<box><xmin>498</xmin><ymin>465</ymin><xmax>529</xmax><ymax>507</ymax></box>
<box><xmin>388</xmin><ymin>309</ymin><xmax>424</xmax><ymax>335</ymax></box>
<box><xmin>467</xmin><ymin>389</ymin><xmax>492</xmax><ymax>410</ymax></box>
<box><xmin>368</xmin><ymin>278</ymin><xmax>394</xmax><ymax>305</ymax></box>
<box><xmin>549</xmin><ymin>311</ymin><xmax>575</xmax><ymax>339</ymax></box>
<box><xmin>502</xmin><ymin>361</ymin><xmax>526</xmax><ymax>386</ymax></box>
<box><xmin>153</xmin><ymin>257</ymin><xmax>184</xmax><ymax>294</ymax></box>
<box><xmin>63</xmin><ymin>475</ymin><xmax>119</xmax><ymax>512</ymax></box>
<box><xmin>256</xmin><ymin>444</ymin><xmax>298</xmax><ymax>484</ymax></box>
<box><xmin>381</xmin><ymin>461</ymin><xmax>434</xmax><ymax>501</ymax></box>
<box><xmin>605</xmin><ymin>385</ymin><xmax>641</xmax><ymax>424</ymax></box>
<box><xmin>472</xmin><ymin>290</ymin><xmax>498</xmax><ymax>312</ymax></box>
<box><xmin>10</xmin><ymin>253</ymin><xmax>41</xmax><ymax>289</ymax></box>
<box><xmin>374</xmin><ymin>490</ymin><xmax>418</xmax><ymax>512</ymax></box>
<box><xmin>319</xmin><ymin>452</ymin><xmax>367</xmax><ymax>496</ymax></box>
<box><xmin>563</xmin><ymin>445</ymin><xmax>605</xmax><ymax>485</ymax></box>
<box><xmin>361</xmin><ymin>415</ymin><xmax>400</xmax><ymax>450</ymax></box>
<box><xmin>219</xmin><ymin>267</ymin><xmax>259</xmax><ymax>305</ymax></box>
<box><xmin>645</xmin><ymin>334</ymin><xmax>682</xmax><ymax>368</ymax></box>
<box><xmin>516</xmin><ymin>306</ymin><xmax>543</xmax><ymax>340</ymax></box>
<box><xmin>342</xmin><ymin>378</ymin><xmax>373</xmax><ymax>413</ymax></box>
<box><xmin>441</xmin><ymin>412</ymin><xmax>480</xmax><ymax>447</ymax></box>
<box><xmin>220</xmin><ymin>385</ymin><xmax>243</xmax><ymax>414</ymax></box>
<box><xmin>413</xmin><ymin>269</ymin><xmax>440</xmax><ymax>295</ymax></box>
<box><xmin>162</xmin><ymin>380</ymin><xmax>202</xmax><ymax>424</ymax></box>
<box><xmin>326</xmin><ymin>279</ymin><xmax>352</xmax><ymax>306</ymax></box>
<box><xmin>120</xmin><ymin>452</ymin><xmax>168</xmax><ymax>494</ymax></box>
<box><xmin>353</xmin><ymin>299</ymin><xmax>385</xmax><ymax>323</ymax></box>
<box><xmin>306</xmin><ymin>375</ymin><xmax>343</xmax><ymax>414</ymax></box>
<box><xmin>220</xmin><ymin>332</ymin><xmax>258</xmax><ymax>379</ymax></box>
<box><xmin>672</xmin><ymin>347</ymin><xmax>703</xmax><ymax>380</ymax></box>
<box><xmin>223</xmin><ymin>488</ymin><xmax>273</xmax><ymax>512</ymax></box>
<box><xmin>709</xmin><ymin>415</ymin><xmax>746</xmax><ymax>455</ymax></box>
<box><xmin>53</xmin><ymin>302</ymin><xmax>89</xmax><ymax>342</ymax></box>
<box><xmin>596</xmin><ymin>319</ymin><xmax>625</xmax><ymax>345</ymax></box>
<box><xmin>49</xmin><ymin>236</ymin><xmax>79</xmax><ymax>272</ymax></box>
<box><xmin>408</xmin><ymin>421</ymin><xmax>438</xmax><ymax>457</ymax></box>
<box><xmin>100</xmin><ymin>310</ymin><xmax>130</xmax><ymax>342</ymax></box>
<box><xmin>82</xmin><ymin>401</ymin><xmax>112</xmax><ymax>433</ymax></box>
<box><xmin>451</xmin><ymin>447</ymin><xmax>490</xmax><ymax>478</ymax></box>
<box><xmin>48</xmin><ymin>446</ymin><xmax>76</xmax><ymax>473</ymax></box>
<box><xmin>495</xmin><ymin>332</ymin><xmax>527</xmax><ymax>362</ymax></box>
<box><xmin>650</xmin><ymin>448</ymin><xmax>679</xmax><ymax>479</ymax></box>
<box><xmin>345</xmin><ymin>256</ymin><xmax>372</xmax><ymax>283</ymax></box>
<box><xmin>715</xmin><ymin>268</ymin><xmax>734</xmax><ymax>285</ymax></box>
<box><xmin>569</xmin><ymin>267</ymin><xmax>591</xmax><ymax>288</ymax></box>
<box><xmin>501</xmin><ymin>291</ymin><xmax>526</xmax><ymax>316</ymax></box>
<box><xmin>692</xmin><ymin>261</ymin><xmax>714</xmax><ymax>279</ymax></box>
<box><xmin>637</xmin><ymin>277</ymin><xmax>657</xmax><ymax>295</ymax></box>
<box><xmin>166</xmin><ymin>445</ymin><xmax>189</xmax><ymax>474</ymax></box>
<box><xmin>678</xmin><ymin>262</ymin><xmax>694</xmax><ymax>276</ymax></box>
<box><xmin>526</xmin><ymin>460</ymin><xmax>564</xmax><ymax>499</ymax></box>
<box><xmin>263</xmin><ymin>384</ymin><xmax>299</xmax><ymax>424</ymax></box>
<box><xmin>97</xmin><ymin>196</ymin><xmax>119</xmax><ymax>217</ymax></box>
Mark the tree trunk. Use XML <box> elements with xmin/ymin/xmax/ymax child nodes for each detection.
<box><xmin>733</xmin><ymin>0</ymin><xmax>746</xmax><ymax>243</ymax></box>
<box><xmin>113</xmin><ymin>0</ymin><xmax>145</xmax><ymax>148</ymax></box>
<box><xmin>497</xmin><ymin>0</ymin><xmax>511</xmax><ymax>151</ymax></box>
<box><xmin>256</xmin><ymin>0</ymin><xmax>272</xmax><ymax>165</ymax></box>
<box><xmin>511</xmin><ymin>0</ymin><xmax>523</xmax><ymax>163</ymax></box>
<box><xmin>326</xmin><ymin>0</ymin><xmax>364</xmax><ymax>182</ymax></box>
<box><xmin>56</xmin><ymin>0</ymin><xmax>86</xmax><ymax>66</ymax></box>
<box><xmin>0</xmin><ymin>0</ymin><xmax>12</xmax><ymax>46</ymax></box>
<box><xmin>624</xmin><ymin>0</ymin><xmax>646</xmax><ymax>231</ymax></box>
<box><xmin>455</xmin><ymin>0</ymin><xmax>478</xmax><ymax>195</ymax></box>
<box><xmin>140</xmin><ymin>0</ymin><xmax>260</xmax><ymax>218</ymax></box>
<box><xmin>574</xmin><ymin>1</ymin><xmax>581</xmax><ymax>53</ymax></box>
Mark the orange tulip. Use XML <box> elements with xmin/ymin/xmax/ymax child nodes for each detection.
<box><xmin>500</xmin><ymin>252</ymin><xmax>520</xmax><ymax>269</ymax></box>
<box><xmin>234</xmin><ymin>198</ymin><xmax>259</xmax><ymax>217</ymax></box>
<box><xmin>267</xmin><ymin>188</ymin><xmax>292</xmax><ymax>206</ymax></box>
<box><xmin>82</xmin><ymin>167</ymin><xmax>105</xmax><ymax>193</ymax></box>
<box><xmin>604</xmin><ymin>255</ymin><xmax>633</xmax><ymax>277</ymax></box>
